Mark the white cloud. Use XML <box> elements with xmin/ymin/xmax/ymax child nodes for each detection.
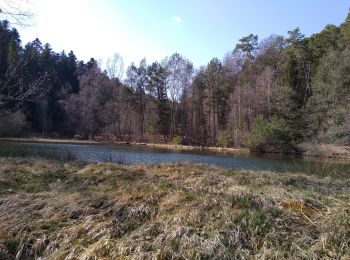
<box><xmin>172</xmin><ymin>16</ymin><xmax>182</xmax><ymax>24</ymax></box>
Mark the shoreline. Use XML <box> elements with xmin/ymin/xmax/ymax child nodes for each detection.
<box><xmin>1</xmin><ymin>137</ymin><xmax>350</xmax><ymax>160</ymax></box>
<box><xmin>0</xmin><ymin>137</ymin><xmax>251</xmax><ymax>155</ymax></box>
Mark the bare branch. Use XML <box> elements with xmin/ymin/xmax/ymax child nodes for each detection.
<box><xmin>1</xmin><ymin>52</ymin><xmax>53</xmax><ymax>110</ymax></box>
<box><xmin>106</xmin><ymin>53</ymin><xmax>124</xmax><ymax>80</ymax></box>
<box><xmin>0</xmin><ymin>0</ymin><xmax>34</xmax><ymax>27</ymax></box>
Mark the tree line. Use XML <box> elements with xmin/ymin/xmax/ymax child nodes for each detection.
<box><xmin>1</xmin><ymin>11</ymin><xmax>350</xmax><ymax>150</ymax></box>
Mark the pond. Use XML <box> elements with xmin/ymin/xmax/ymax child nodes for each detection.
<box><xmin>0</xmin><ymin>140</ymin><xmax>349</xmax><ymax>173</ymax></box>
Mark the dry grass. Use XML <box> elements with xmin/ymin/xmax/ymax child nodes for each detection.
<box><xmin>0</xmin><ymin>157</ymin><xmax>349</xmax><ymax>259</ymax></box>
<box><xmin>298</xmin><ymin>142</ymin><xmax>350</xmax><ymax>159</ymax></box>
<box><xmin>0</xmin><ymin>137</ymin><xmax>99</xmax><ymax>145</ymax></box>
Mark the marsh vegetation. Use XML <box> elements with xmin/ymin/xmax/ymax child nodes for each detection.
<box><xmin>0</xmin><ymin>157</ymin><xmax>349</xmax><ymax>259</ymax></box>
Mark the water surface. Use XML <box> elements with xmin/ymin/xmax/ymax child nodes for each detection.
<box><xmin>0</xmin><ymin>140</ymin><xmax>349</xmax><ymax>173</ymax></box>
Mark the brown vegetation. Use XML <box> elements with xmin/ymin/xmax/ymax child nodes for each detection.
<box><xmin>298</xmin><ymin>143</ymin><xmax>350</xmax><ymax>159</ymax></box>
<box><xmin>0</xmin><ymin>158</ymin><xmax>349</xmax><ymax>259</ymax></box>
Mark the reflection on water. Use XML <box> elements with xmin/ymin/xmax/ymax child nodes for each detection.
<box><xmin>0</xmin><ymin>140</ymin><xmax>349</xmax><ymax>173</ymax></box>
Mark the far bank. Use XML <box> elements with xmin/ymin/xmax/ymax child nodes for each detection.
<box><xmin>1</xmin><ymin>137</ymin><xmax>350</xmax><ymax>160</ymax></box>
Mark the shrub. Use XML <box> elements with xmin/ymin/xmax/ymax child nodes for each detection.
<box><xmin>170</xmin><ymin>136</ymin><xmax>183</xmax><ymax>145</ymax></box>
<box><xmin>244</xmin><ymin>115</ymin><xmax>292</xmax><ymax>152</ymax></box>
<box><xmin>216</xmin><ymin>131</ymin><xmax>231</xmax><ymax>147</ymax></box>
<box><xmin>0</xmin><ymin>110</ymin><xmax>27</xmax><ymax>137</ymax></box>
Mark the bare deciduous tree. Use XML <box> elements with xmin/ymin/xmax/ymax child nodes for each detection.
<box><xmin>106</xmin><ymin>53</ymin><xmax>124</xmax><ymax>139</ymax></box>
<box><xmin>165</xmin><ymin>53</ymin><xmax>193</xmax><ymax>138</ymax></box>
<box><xmin>64</xmin><ymin>64</ymin><xmax>113</xmax><ymax>139</ymax></box>
<box><xmin>106</xmin><ymin>53</ymin><xmax>124</xmax><ymax>80</ymax></box>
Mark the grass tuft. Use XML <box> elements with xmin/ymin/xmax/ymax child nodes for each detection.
<box><xmin>0</xmin><ymin>158</ymin><xmax>348</xmax><ymax>259</ymax></box>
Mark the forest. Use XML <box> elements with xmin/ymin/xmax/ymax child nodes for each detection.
<box><xmin>1</xmin><ymin>3</ymin><xmax>350</xmax><ymax>259</ymax></box>
<box><xmin>1</xmin><ymin>11</ymin><xmax>350</xmax><ymax>151</ymax></box>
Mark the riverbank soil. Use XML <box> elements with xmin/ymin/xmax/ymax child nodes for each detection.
<box><xmin>0</xmin><ymin>158</ymin><xmax>349</xmax><ymax>259</ymax></box>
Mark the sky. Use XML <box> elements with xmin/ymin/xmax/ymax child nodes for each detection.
<box><xmin>15</xmin><ymin>0</ymin><xmax>350</xmax><ymax>68</ymax></box>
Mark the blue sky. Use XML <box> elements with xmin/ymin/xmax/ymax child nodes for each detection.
<box><xmin>18</xmin><ymin>0</ymin><xmax>350</xmax><ymax>68</ymax></box>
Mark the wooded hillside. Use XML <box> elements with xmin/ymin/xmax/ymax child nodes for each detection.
<box><xmin>1</xmin><ymin>11</ymin><xmax>350</xmax><ymax>150</ymax></box>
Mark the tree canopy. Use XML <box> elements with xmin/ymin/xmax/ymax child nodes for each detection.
<box><xmin>1</xmin><ymin>9</ymin><xmax>350</xmax><ymax>148</ymax></box>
